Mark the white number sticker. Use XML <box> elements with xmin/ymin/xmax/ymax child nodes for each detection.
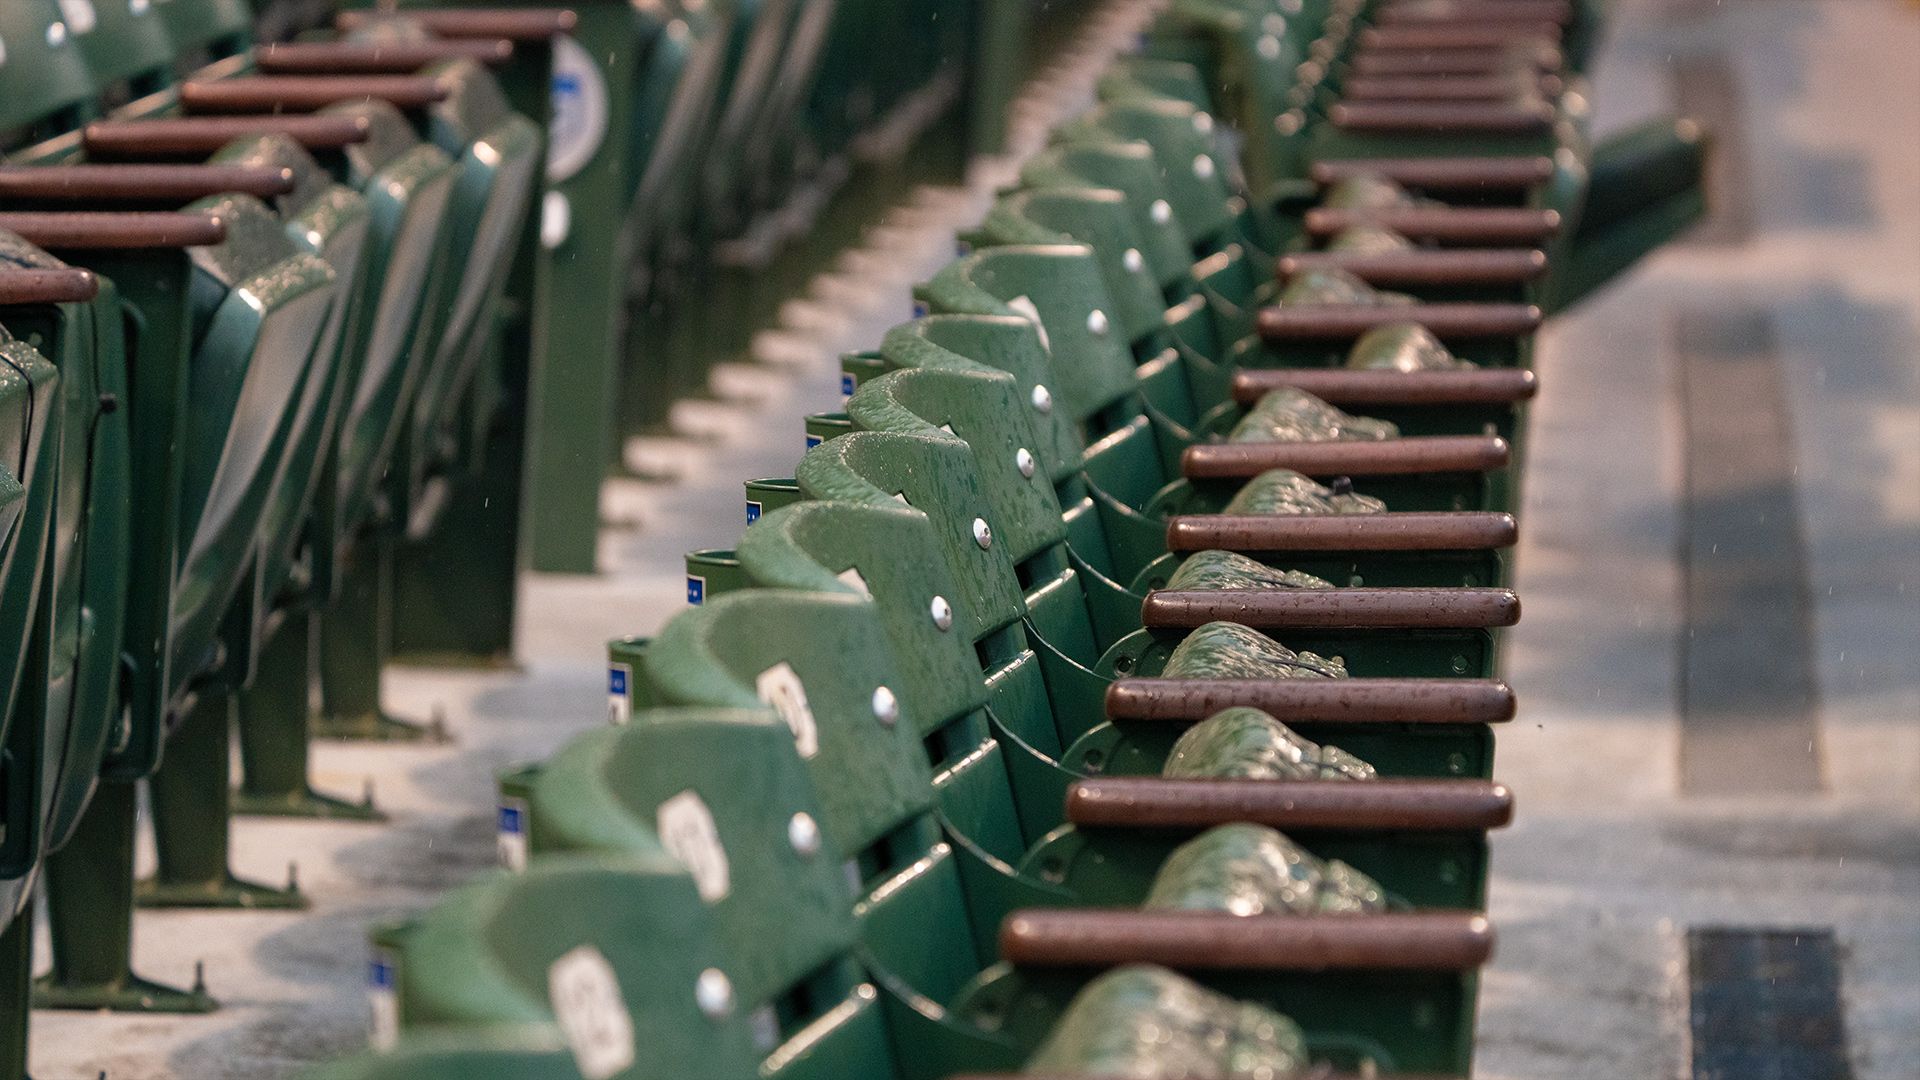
<box><xmin>658</xmin><ymin>790</ymin><xmax>730</xmax><ymax>902</ymax></box>
<box><xmin>547</xmin><ymin>35</ymin><xmax>610</xmax><ymax>183</ymax></box>
<box><xmin>59</xmin><ymin>0</ymin><xmax>98</xmax><ymax>34</ymax></box>
<box><xmin>755</xmin><ymin>661</ymin><xmax>819</xmax><ymax>759</ymax></box>
<box><xmin>1006</xmin><ymin>295</ymin><xmax>1052</xmax><ymax>353</ymax></box>
<box><xmin>548</xmin><ymin>946</ymin><xmax>636</xmax><ymax>1080</ymax></box>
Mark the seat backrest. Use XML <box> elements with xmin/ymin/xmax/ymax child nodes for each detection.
<box><xmin>396</xmin><ymin>851</ymin><xmax>763</xmax><ymax>1079</ymax></box>
<box><xmin>301</xmin><ymin>1028</ymin><xmax>590</xmax><ymax>1080</ymax></box>
<box><xmin>978</xmin><ymin>189</ymin><xmax>1167</xmax><ymax>348</ymax></box>
<box><xmin>524</xmin><ymin>707</ymin><xmax>905</xmax><ymax>1078</ymax></box>
<box><xmin>0</xmin><ymin>1</ymin><xmax>98</xmax><ymax>142</ymax></box>
<box><xmin>917</xmin><ymin>246</ymin><xmax>1141</xmax><ymax>432</ymax></box>
<box><xmin>153</xmin><ymin>0</ymin><xmax>252</xmax><ymax>64</ymax></box>
<box><xmin>0</xmin><ymin>238</ymin><xmax>130</xmax><ymax>865</ymax></box>
<box><xmin>169</xmin><ymin>195</ymin><xmax>337</xmax><ymax>686</ymax></box>
<box><xmin>1020</xmin><ymin>141</ymin><xmax>1195</xmax><ymax>293</ymax></box>
<box><xmin>69</xmin><ymin>0</ymin><xmax>178</xmax><ymax>96</ymax></box>
<box><xmin>642</xmin><ymin>590</ymin><xmax>936</xmax><ymax>858</ymax></box>
<box><xmin>405</xmin><ymin>61</ymin><xmax>539</xmax><ymax>507</ymax></box>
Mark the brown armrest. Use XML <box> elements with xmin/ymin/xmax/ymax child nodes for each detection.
<box><xmin>1310</xmin><ymin>155</ymin><xmax>1555</xmax><ymax>192</ymax></box>
<box><xmin>0</xmin><ymin>212</ymin><xmax>225</xmax><ymax>251</ymax></box>
<box><xmin>1258</xmin><ymin>302</ymin><xmax>1542</xmax><ymax>341</ymax></box>
<box><xmin>1232</xmin><ymin>368</ymin><xmax>1537</xmax><ymax>407</ymax></box>
<box><xmin>0</xmin><ymin>268</ymin><xmax>99</xmax><ymax>306</ymax></box>
<box><xmin>1328</xmin><ymin>100</ymin><xmax>1556</xmax><ymax>136</ymax></box>
<box><xmin>180</xmin><ymin>76</ymin><xmax>449</xmax><ymax>114</ymax></box>
<box><xmin>1359</xmin><ymin>24</ymin><xmax>1562</xmax><ymax>50</ymax></box>
<box><xmin>1000</xmin><ymin>909</ymin><xmax>1494</xmax><ymax>971</ymax></box>
<box><xmin>1378</xmin><ymin>0</ymin><xmax>1573</xmax><ymax>23</ymax></box>
<box><xmin>1279</xmin><ymin>248</ymin><xmax>1548</xmax><ymax>286</ymax></box>
<box><xmin>83</xmin><ymin>115</ymin><xmax>372</xmax><ymax>159</ymax></box>
<box><xmin>1349</xmin><ymin>45</ymin><xmax>1563</xmax><ymax>77</ymax></box>
<box><xmin>256</xmin><ymin>40</ymin><xmax>514</xmax><ymax>75</ymax></box>
<box><xmin>1304</xmin><ymin>207</ymin><xmax>1561</xmax><ymax>245</ymax></box>
<box><xmin>1181</xmin><ymin>434</ymin><xmax>1511</xmax><ymax>478</ymax></box>
<box><xmin>1341</xmin><ymin>74</ymin><xmax>1562</xmax><ymax>103</ymax></box>
<box><xmin>337</xmin><ymin>8</ymin><xmax>579</xmax><ymax>40</ymax></box>
<box><xmin>1104</xmin><ymin>676</ymin><xmax>1518</xmax><ymax>724</ymax></box>
<box><xmin>1141</xmin><ymin>587</ymin><xmax>1520</xmax><ymax>630</ymax></box>
<box><xmin>0</xmin><ymin>164</ymin><xmax>295</xmax><ymax>204</ymax></box>
<box><xmin>958</xmin><ymin>1074</ymin><xmax>1459</xmax><ymax>1080</ymax></box>
<box><xmin>1165</xmin><ymin>511</ymin><xmax>1517</xmax><ymax>553</ymax></box>
<box><xmin>1066</xmin><ymin>777</ymin><xmax>1514</xmax><ymax>831</ymax></box>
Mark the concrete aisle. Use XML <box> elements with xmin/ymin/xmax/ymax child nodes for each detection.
<box><xmin>1476</xmin><ymin>1</ymin><xmax>1920</xmax><ymax>1077</ymax></box>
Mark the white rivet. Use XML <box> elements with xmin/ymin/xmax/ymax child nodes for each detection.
<box><xmin>1263</xmin><ymin>12</ymin><xmax>1287</xmax><ymax>34</ymax></box>
<box><xmin>1193</xmin><ymin>154</ymin><xmax>1216</xmax><ymax>180</ymax></box>
<box><xmin>1192</xmin><ymin>113</ymin><xmax>1213</xmax><ymax>135</ymax></box>
<box><xmin>696</xmin><ymin>969</ymin><xmax>734</xmax><ymax>1019</ymax></box>
<box><xmin>1257</xmin><ymin>34</ymin><xmax>1282</xmax><ymax>61</ymax></box>
<box><xmin>1150</xmin><ymin>199</ymin><xmax>1172</xmax><ymax>225</ymax></box>
<box><xmin>871</xmin><ymin>686</ymin><xmax>899</xmax><ymax>727</ymax></box>
<box><xmin>1015</xmin><ymin>447</ymin><xmax>1037</xmax><ymax>479</ymax></box>
<box><xmin>540</xmin><ymin>191</ymin><xmax>571</xmax><ymax>250</ymax></box>
<box><xmin>47</xmin><ymin>22</ymin><xmax>68</xmax><ymax>46</ymax></box>
<box><xmin>1122</xmin><ymin>248</ymin><xmax>1145</xmax><ymax>274</ymax></box>
<box><xmin>1086</xmin><ymin>309</ymin><xmax>1109</xmax><ymax>337</ymax></box>
<box><xmin>972</xmin><ymin>518</ymin><xmax>993</xmax><ymax>550</ymax></box>
<box><xmin>131</xmin><ymin>0</ymin><xmax>150</xmax><ymax>12</ymax></box>
<box><xmin>930</xmin><ymin>596</ymin><xmax>954</xmax><ymax>632</ymax></box>
<box><xmin>1030</xmin><ymin>384</ymin><xmax>1053</xmax><ymax>414</ymax></box>
<box><xmin>788</xmin><ymin>813</ymin><xmax>821</xmax><ymax>857</ymax></box>
<box><xmin>1276</xmin><ymin>112</ymin><xmax>1303</xmax><ymax>135</ymax></box>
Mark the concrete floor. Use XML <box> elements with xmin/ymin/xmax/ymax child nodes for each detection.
<box><xmin>28</xmin><ymin>0</ymin><xmax>1920</xmax><ymax>1076</ymax></box>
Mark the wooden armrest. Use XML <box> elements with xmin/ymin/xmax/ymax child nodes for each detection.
<box><xmin>0</xmin><ymin>268</ymin><xmax>99</xmax><ymax>306</ymax></box>
<box><xmin>181</xmin><ymin>76</ymin><xmax>449</xmax><ymax>114</ymax></box>
<box><xmin>1066</xmin><ymin>777</ymin><xmax>1514</xmax><ymax>831</ymax></box>
<box><xmin>1141</xmin><ymin>587</ymin><xmax>1520</xmax><ymax>630</ymax></box>
<box><xmin>83</xmin><ymin>115</ymin><xmax>372</xmax><ymax>159</ymax></box>
<box><xmin>1359</xmin><ymin>24</ymin><xmax>1562</xmax><ymax>50</ymax></box>
<box><xmin>1378</xmin><ymin>0</ymin><xmax>1573</xmax><ymax>23</ymax></box>
<box><xmin>1258</xmin><ymin>302</ymin><xmax>1542</xmax><ymax>340</ymax></box>
<box><xmin>1000</xmin><ymin>909</ymin><xmax>1494</xmax><ymax>971</ymax></box>
<box><xmin>0</xmin><ymin>212</ymin><xmax>225</xmax><ymax>250</ymax></box>
<box><xmin>1328</xmin><ymin>100</ymin><xmax>1556</xmax><ymax>136</ymax></box>
<box><xmin>337</xmin><ymin>8</ymin><xmax>579</xmax><ymax>40</ymax></box>
<box><xmin>1165</xmin><ymin>511</ymin><xmax>1517</xmax><ymax>553</ymax></box>
<box><xmin>1104</xmin><ymin>676</ymin><xmax>1518</xmax><ymax>724</ymax></box>
<box><xmin>1279</xmin><ymin>248</ymin><xmax>1548</xmax><ymax>286</ymax></box>
<box><xmin>958</xmin><ymin>1074</ymin><xmax>1458</xmax><ymax>1080</ymax></box>
<box><xmin>0</xmin><ymin>164</ymin><xmax>294</xmax><ymax>204</ymax></box>
<box><xmin>1342</xmin><ymin>73</ymin><xmax>1563</xmax><ymax>103</ymax></box>
<box><xmin>1310</xmin><ymin>155</ymin><xmax>1555</xmax><ymax>192</ymax></box>
<box><xmin>255</xmin><ymin>40</ymin><xmax>514</xmax><ymax>75</ymax></box>
<box><xmin>1349</xmin><ymin>45</ymin><xmax>1563</xmax><ymax>77</ymax></box>
<box><xmin>1181</xmin><ymin>434</ymin><xmax>1511</xmax><ymax>478</ymax></box>
<box><xmin>1304</xmin><ymin>207</ymin><xmax>1561</xmax><ymax>245</ymax></box>
<box><xmin>1232</xmin><ymin>368</ymin><xmax>1537</xmax><ymax>407</ymax></box>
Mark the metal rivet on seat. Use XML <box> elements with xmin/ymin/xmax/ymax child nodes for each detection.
<box><xmin>1192</xmin><ymin>113</ymin><xmax>1213</xmax><ymax>135</ymax></box>
<box><xmin>1257</xmin><ymin>34</ymin><xmax>1282</xmax><ymax>61</ymax></box>
<box><xmin>1016</xmin><ymin>448</ymin><xmax>1037</xmax><ymax>479</ymax></box>
<box><xmin>1193</xmin><ymin>154</ymin><xmax>1216</xmax><ymax>180</ymax></box>
<box><xmin>930</xmin><ymin>596</ymin><xmax>954</xmax><ymax>632</ymax></box>
<box><xmin>1150</xmin><ymin>199</ymin><xmax>1172</xmax><ymax>226</ymax></box>
<box><xmin>1123</xmin><ymin>248</ymin><xmax>1145</xmax><ymax>274</ymax></box>
<box><xmin>696</xmin><ymin>969</ymin><xmax>734</xmax><ymax>1019</ymax></box>
<box><xmin>1031</xmin><ymin>384</ymin><xmax>1053</xmax><ymax>414</ymax></box>
<box><xmin>47</xmin><ymin>22</ymin><xmax>67</xmax><ymax>46</ymax></box>
<box><xmin>972</xmin><ymin>518</ymin><xmax>993</xmax><ymax>550</ymax></box>
<box><xmin>788</xmin><ymin>813</ymin><xmax>821</xmax><ymax>857</ymax></box>
<box><xmin>871</xmin><ymin>686</ymin><xmax>899</xmax><ymax>727</ymax></box>
<box><xmin>1086</xmin><ymin>310</ymin><xmax>1109</xmax><ymax>337</ymax></box>
<box><xmin>1263</xmin><ymin>12</ymin><xmax>1287</xmax><ymax>34</ymax></box>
